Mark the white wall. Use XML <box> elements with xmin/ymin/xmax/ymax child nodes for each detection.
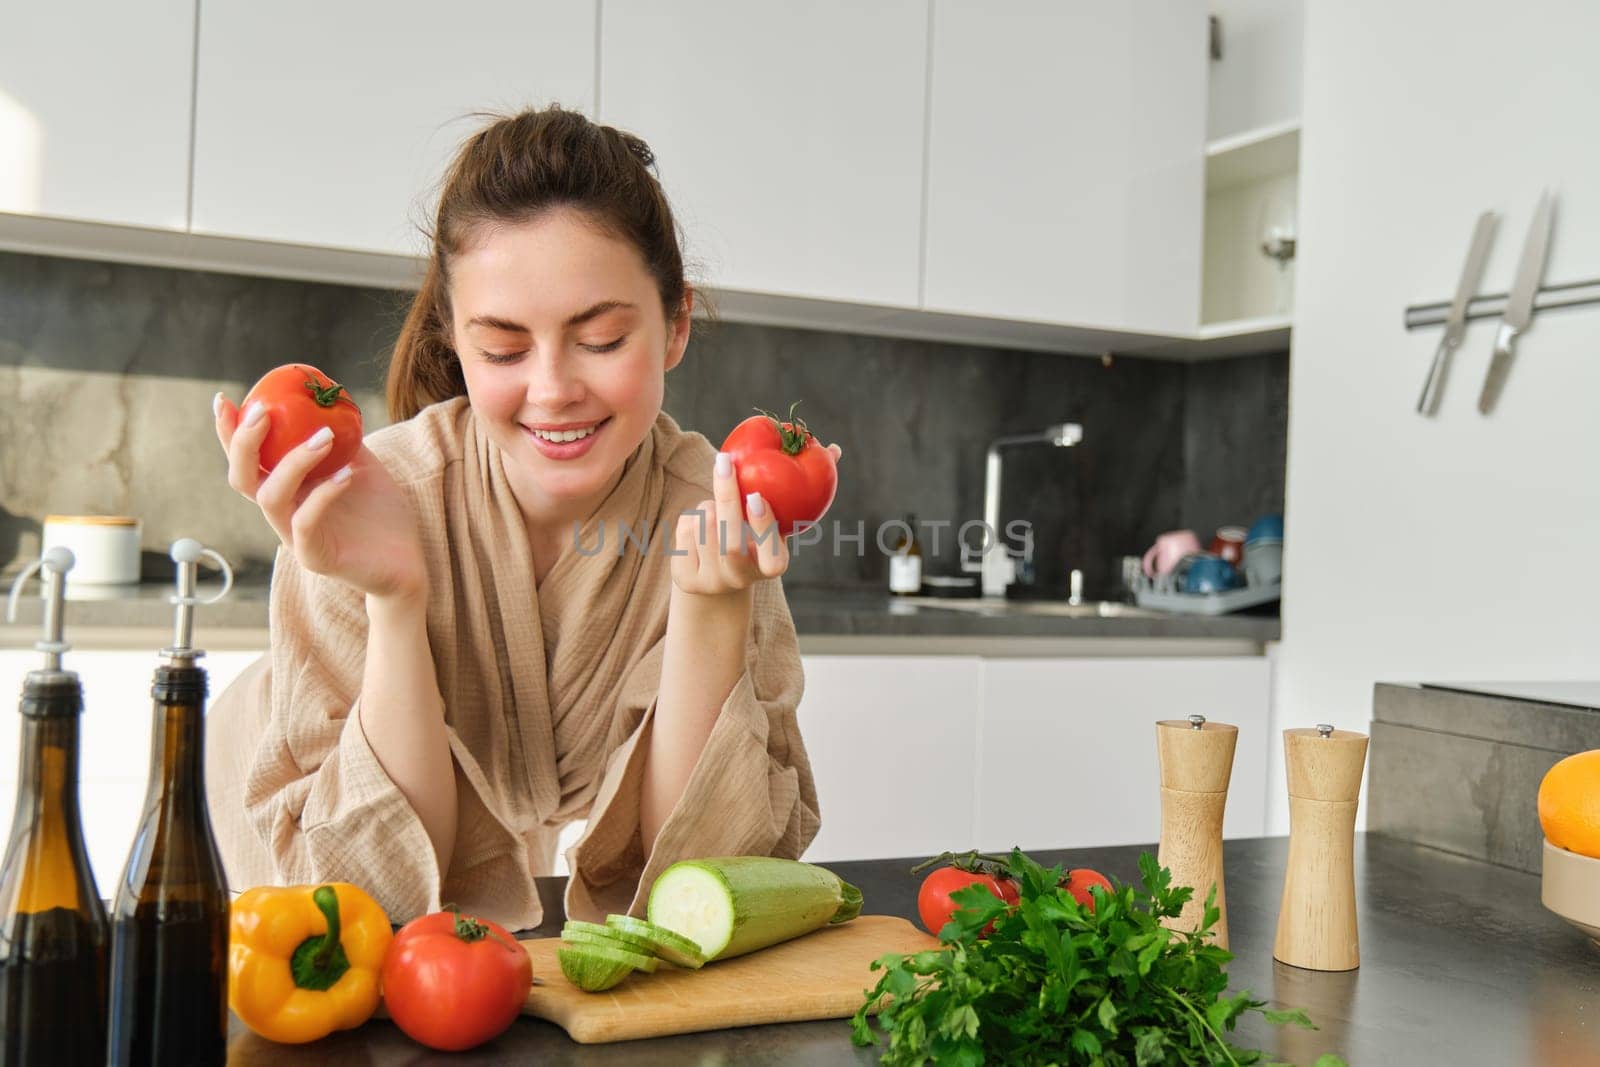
<box><xmin>1271</xmin><ymin>0</ymin><xmax>1600</xmax><ymax>831</ymax></box>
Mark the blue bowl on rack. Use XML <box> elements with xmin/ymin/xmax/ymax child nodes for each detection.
<box><xmin>1246</xmin><ymin>514</ymin><xmax>1284</xmax><ymax>545</ymax></box>
<box><xmin>1176</xmin><ymin>553</ymin><xmax>1244</xmax><ymax>594</ymax></box>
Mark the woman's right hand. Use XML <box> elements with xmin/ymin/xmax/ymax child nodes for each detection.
<box><xmin>215</xmin><ymin>393</ymin><xmax>427</xmax><ymax>602</ymax></box>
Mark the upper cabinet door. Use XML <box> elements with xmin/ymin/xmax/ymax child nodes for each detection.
<box><xmin>0</xmin><ymin>0</ymin><xmax>193</xmax><ymax>229</ymax></box>
<box><xmin>600</xmin><ymin>1</ymin><xmax>927</xmax><ymax>307</ymax></box>
<box><xmin>191</xmin><ymin>1</ymin><xmax>596</xmax><ymax>256</ymax></box>
<box><xmin>923</xmin><ymin>2</ymin><xmax>1206</xmax><ymax>333</ymax></box>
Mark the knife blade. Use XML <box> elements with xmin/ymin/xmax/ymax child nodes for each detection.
<box><xmin>1417</xmin><ymin>210</ymin><xmax>1497</xmax><ymax>415</ymax></box>
<box><xmin>1478</xmin><ymin>190</ymin><xmax>1556</xmax><ymax>414</ymax></box>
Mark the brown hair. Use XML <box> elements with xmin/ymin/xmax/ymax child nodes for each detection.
<box><xmin>386</xmin><ymin>106</ymin><xmax>689</xmax><ymax>421</ymax></box>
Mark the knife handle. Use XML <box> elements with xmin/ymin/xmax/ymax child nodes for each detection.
<box><xmin>1416</xmin><ymin>337</ymin><xmax>1456</xmax><ymax>416</ymax></box>
<box><xmin>1477</xmin><ymin>323</ymin><xmax>1520</xmax><ymax>414</ymax></box>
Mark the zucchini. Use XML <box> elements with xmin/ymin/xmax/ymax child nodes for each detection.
<box><xmin>560</xmin><ymin>930</ymin><xmax>660</xmax><ymax>972</ymax></box>
<box><xmin>606</xmin><ymin>915</ymin><xmax>708</xmax><ymax>969</ymax></box>
<box><xmin>646</xmin><ymin>856</ymin><xmax>863</xmax><ymax>962</ymax></box>
<box><xmin>557</xmin><ymin>944</ymin><xmax>638</xmax><ymax>992</ymax></box>
<box><xmin>562</xmin><ymin>919</ymin><xmax>659</xmax><ymax>957</ymax></box>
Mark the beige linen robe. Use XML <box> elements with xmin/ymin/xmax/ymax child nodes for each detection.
<box><xmin>205</xmin><ymin>397</ymin><xmax>819</xmax><ymax>931</ymax></box>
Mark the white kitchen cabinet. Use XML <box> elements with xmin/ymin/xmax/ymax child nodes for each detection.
<box><xmin>798</xmin><ymin>654</ymin><xmax>1268</xmax><ymax>864</ymax></box>
<box><xmin>600</xmin><ymin>0</ymin><xmax>928</xmax><ymax>308</ymax></box>
<box><xmin>922</xmin><ymin>1</ymin><xmax>1207</xmax><ymax>334</ymax></box>
<box><xmin>1205</xmin><ymin>0</ymin><xmax>1303</xmax><ymax>144</ymax></box>
<box><xmin>0</xmin><ymin>648</ymin><xmax>264</xmax><ymax>892</ymax></box>
<box><xmin>191</xmin><ymin>1</ymin><xmax>596</xmax><ymax>256</ymax></box>
<box><xmin>796</xmin><ymin>655</ymin><xmax>984</xmax><ymax>862</ymax></box>
<box><xmin>975</xmin><ymin>657</ymin><xmax>1269</xmax><ymax>852</ymax></box>
<box><xmin>0</xmin><ymin>0</ymin><xmax>193</xmax><ymax>229</ymax></box>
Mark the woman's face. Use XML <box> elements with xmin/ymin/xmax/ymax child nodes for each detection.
<box><xmin>449</xmin><ymin>209</ymin><xmax>689</xmax><ymax>522</ymax></box>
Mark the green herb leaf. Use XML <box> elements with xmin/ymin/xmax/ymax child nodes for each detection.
<box><xmin>1069</xmin><ymin>1028</ymin><xmax>1102</xmax><ymax>1056</ymax></box>
<box><xmin>1262</xmin><ymin>1007</ymin><xmax>1318</xmax><ymax>1029</ymax></box>
<box><xmin>1096</xmin><ymin>994</ymin><xmax>1119</xmax><ymax>1033</ymax></box>
<box><xmin>1133</xmin><ymin>1027</ymin><xmax>1167</xmax><ymax>1066</ymax></box>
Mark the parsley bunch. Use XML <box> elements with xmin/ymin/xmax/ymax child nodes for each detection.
<box><xmin>851</xmin><ymin>849</ymin><xmax>1347</xmax><ymax>1067</ymax></box>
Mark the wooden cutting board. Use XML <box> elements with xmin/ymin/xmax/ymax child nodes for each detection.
<box><xmin>519</xmin><ymin>914</ymin><xmax>938</xmax><ymax>1044</ymax></box>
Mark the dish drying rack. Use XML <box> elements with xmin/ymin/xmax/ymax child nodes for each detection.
<box><xmin>1133</xmin><ymin>573</ymin><xmax>1281</xmax><ymax>616</ymax></box>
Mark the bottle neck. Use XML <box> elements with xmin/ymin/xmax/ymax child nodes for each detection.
<box><xmin>9</xmin><ymin>714</ymin><xmax>92</xmax><ymax>914</ymax></box>
<box><xmin>147</xmin><ymin>701</ymin><xmax>206</xmax><ymax>801</ymax></box>
<box><xmin>147</xmin><ymin>665</ymin><xmax>209</xmax><ymax>804</ymax></box>
<box><xmin>16</xmin><ymin>714</ymin><xmax>83</xmax><ymax>810</ymax></box>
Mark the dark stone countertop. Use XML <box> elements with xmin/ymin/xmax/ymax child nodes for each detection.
<box><xmin>1</xmin><ymin>581</ymin><xmax>1279</xmax><ymax>648</ymax></box>
<box><xmin>13</xmin><ymin>574</ymin><xmax>275</xmax><ymax>630</ymax></box>
<box><xmin>783</xmin><ymin>585</ymin><xmax>1279</xmax><ymax>643</ymax></box>
<box><xmin>222</xmin><ymin>835</ymin><xmax>1600</xmax><ymax>1064</ymax></box>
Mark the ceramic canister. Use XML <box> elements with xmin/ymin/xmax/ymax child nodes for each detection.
<box><xmin>42</xmin><ymin>515</ymin><xmax>141</xmax><ymax>585</ymax></box>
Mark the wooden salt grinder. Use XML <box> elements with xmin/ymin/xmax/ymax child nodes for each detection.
<box><xmin>1156</xmin><ymin>714</ymin><xmax>1237</xmax><ymax>948</ymax></box>
<box><xmin>1274</xmin><ymin>723</ymin><xmax>1369</xmax><ymax>971</ymax></box>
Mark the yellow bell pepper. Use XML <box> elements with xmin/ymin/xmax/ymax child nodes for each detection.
<box><xmin>229</xmin><ymin>883</ymin><xmax>394</xmax><ymax>1044</ymax></box>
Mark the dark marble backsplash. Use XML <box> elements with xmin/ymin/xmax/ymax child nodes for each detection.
<box><xmin>1181</xmin><ymin>352</ymin><xmax>1289</xmax><ymax>546</ymax></box>
<box><xmin>0</xmin><ymin>251</ymin><xmax>1286</xmax><ymax>596</ymax></box>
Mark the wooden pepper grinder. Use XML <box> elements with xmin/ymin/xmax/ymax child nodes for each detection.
<box><xmin>1274</xmin><ymin>723</ymin><xmax>1369</xmax><ymax>971</ymax></box>
<box><xmin>1156</xmin><ymin>714</ymin><xmax>1237</xmax><ymax>947</ymax></box>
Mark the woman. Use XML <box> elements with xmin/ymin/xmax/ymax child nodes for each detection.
<box><xmin>204</xmin><ymin>106</ymin><xmax>836</xmax><ymax>931</ymax></box>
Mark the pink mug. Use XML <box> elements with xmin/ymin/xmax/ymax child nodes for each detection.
<box><xmin>1143</xmin><ymin>530</ymin><xmax>1203</xmax><ymax>578</ymax></box>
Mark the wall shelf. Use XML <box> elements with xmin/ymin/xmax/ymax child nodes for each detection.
<box><xmin>1205</xmin><ymin>119</ymin><xmax>1301</xmax><ymax>191</ymax></box>
<box><xmin>1202</xmin><ymin>118</ymin><xmax>1301</xmax><ymax>328</ymax></box>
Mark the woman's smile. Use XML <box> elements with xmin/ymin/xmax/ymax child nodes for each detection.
<box><xmin>522</xmin><ymin>415</ymin><xmax>612</xmax><ymax>459</ymax></box>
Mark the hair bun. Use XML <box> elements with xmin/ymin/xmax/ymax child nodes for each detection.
<box><xmin>619</xmin><ymin>131</ymin><xmax>656</xmax><ymax>169</ymax></box>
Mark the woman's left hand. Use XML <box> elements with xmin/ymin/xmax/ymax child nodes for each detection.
<box><xmin>671</xmin><ymin>446</ymin><xmax>840</xmax><ymax>596</ymax></box>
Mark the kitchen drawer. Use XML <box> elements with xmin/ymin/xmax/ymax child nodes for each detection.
<box><xmin>796</xmin><ymin>654</ymin><xmax>983</xmax><ymax>862</ymax></box>
<box><xmin>975</xmin><ymin>657</ymin><xmax>1270</xmax><ymax>851</ymax></box>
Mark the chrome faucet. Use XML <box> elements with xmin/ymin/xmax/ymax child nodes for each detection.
<box><xmin>961</xmin><ymin>423</ymin><xmax>1083</xmax><ymax>596</ymax></box>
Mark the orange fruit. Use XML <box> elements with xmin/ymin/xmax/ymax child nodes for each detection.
<box><xmin>1538</xmin><ymin>750</ymin><xmax>1600</xmax><ymax>858</ymax></box>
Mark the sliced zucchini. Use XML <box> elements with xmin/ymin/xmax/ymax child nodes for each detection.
<box><xmin>562</xmin><ymin>919</ymin><xmax>659</xmax><ymax>956</ymax></box>
<box><xmin>605</xmin><ymin>914</ymin><xmax>709</xmax><ymax>969</ymax></box>
<box><xmin>557</xmin><ymin>945</ymin><xmax>637</xmax><ymax>992</ymax></box>
<box><xmin>560</xmin><ymin>930</ymin><xmax>660</xmax><ymax>972</ymax></box>
<box><xmin>646</xmin><ymin>856</ymin><xmax>863</xmax><ymax>962</ymax></box>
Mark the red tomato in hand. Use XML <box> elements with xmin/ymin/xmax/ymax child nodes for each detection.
<box><xmin>917</xmin><ymin>867</ymin><xmax>1020</xmax><ymax>937</ymax></box>
<box><xmin>242</xmin><ymin>363</ymin><xmax>363</xmax><ymax>483</ymax></box>
<box><xmin>1061</xmin><ymin>868</ymin><xmax>1112</xmax><ymax>911</ymax></box>
<box><xmin>720</xmin><ymin>403</ymin><xmax>839</xmax><ymax>537</ymax></box>
<box><xmin>381</xmin><ymin>909</ymin><xmax>533</xmax><ymax>1051</ymax></box>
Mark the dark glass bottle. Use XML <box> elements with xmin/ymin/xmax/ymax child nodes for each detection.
<box><xmin>0</xmin><ymin>553</ymin><xmax>110</xmax><ymax>1066</ymax></box>
<box><xmin>107</xmin><ymin>668</ymin><xmax>229</xmax><ymax>1066</ymax></box>
<box><xmin>108</xmin><ymin>542</ymin><xmax>231</xmax><ymax>1067</ymax></box>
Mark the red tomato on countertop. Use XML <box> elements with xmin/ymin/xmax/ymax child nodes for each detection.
<box><xmin>1061</xmin><ymin>868</ymin><xmax>1113</xmax><ymax>911</ymax></box>
<box><xmin>242</xmin><ymin>363</ymin><xmax>363</xmax><ymax>483</ymax></box>
<box><xmin>720</xmin><ymin>402</ymin><xmax>839</xmax><ymax>538</ymax></box>
<box><xmin>917</xmin><ymin>866</ymin><xmax>1020</xmax><ymax>938</ymax></box>
<box><xmin>381</xmin><ymin>909</ymin><xmax>533</xmax><ymax>1052</ymax></box>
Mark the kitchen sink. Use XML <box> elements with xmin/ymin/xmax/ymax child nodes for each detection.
<box><xmin>896</xmin><ymin>596</ymin><xmax>1156</xmax><ymax>619</ymax></box>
